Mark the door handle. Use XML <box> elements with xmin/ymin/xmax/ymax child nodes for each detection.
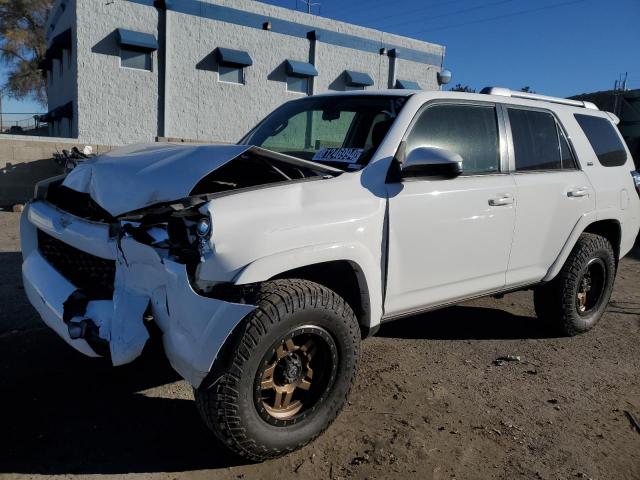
<box><xmin>488</xmin><ymin>194</ymin><xmax>514</xmax><ymax>206</ymax></box>
<box><xmin>567</xmin><ymin>187</ymin><xmax>589</xmax><ymax>198</ymax></box>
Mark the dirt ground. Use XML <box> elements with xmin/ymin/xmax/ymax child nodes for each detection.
<box><xmin>1</xmin><ymin>210</ymin><xmax>638</xmax><ymax>480</ymax></box>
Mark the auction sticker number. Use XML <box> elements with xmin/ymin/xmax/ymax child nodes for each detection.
<box><xmin>312</xmin><ymin>148</ymin><xmax>364</xmax><ymax>164</ymax></box>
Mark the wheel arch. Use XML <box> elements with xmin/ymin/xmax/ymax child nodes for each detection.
<box><xmin>583</xmin><ymin>219</ymin><xmax>621</xmax><ymax>263</ymax></box>
<box><xmin>543</xmin><ymin>214</ymin><xmax>622</xmax><ymax>282</ymax></box>
<box><xmin>233</xmin><ymin>244</ymin><xmax>382</xmax><ymax>337</ymax></box>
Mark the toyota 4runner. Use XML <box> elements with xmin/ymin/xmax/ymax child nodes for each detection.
<box><xmin>21</xmin><ymin>87</ymin><xmax>640</xmax><ymax>460</ymax></box>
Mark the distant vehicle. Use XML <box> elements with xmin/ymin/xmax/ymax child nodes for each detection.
<box><xmin>21</xmin><ymin>88</ymin><xmax>640</xmax><ymax>460</ymax></box>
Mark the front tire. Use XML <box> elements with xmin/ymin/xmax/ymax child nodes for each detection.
<box><xmin>534</xmin><ymin>233</ymin><xmax>616</xmax><ymax>336</ymax></box>
<box><xmin>195</xmin><ymin>279</ymin><xmax>360</xmax><ymax>461</ymax></box>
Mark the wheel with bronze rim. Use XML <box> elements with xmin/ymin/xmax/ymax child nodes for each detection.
<box><xmin>534</xmin><ymin>233</ymin><xmax>616</xmax><ymax>336</ymax></box>
<box><xmin>194</xmin><ymin>279</ymin><xmax>360</xmax><ymax>461</ymax></box>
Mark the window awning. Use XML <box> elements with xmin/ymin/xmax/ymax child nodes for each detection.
<box><xmin>395</xmin><ymin>79</ymin><xmax>422</xmax><ymax>90</ymax></box>
<box><xmin>345</xmin><ymin>70</ymin><xmax>374</xmax><ymax>87</ymax></box>
<box><xmin>285</xmin><ymin>60</ymin><xmax>318</xmax><ymax>78</ymax></box>
<box><xmin>216</xmin><ymin>47</ymin><xmax>252</xmax><ymax>68</ymax></box>
<box><xmin>39</xmin><ymin>57</ymin><xmax>53</xmax><ymax>72</ymax></box>
<box><xmin>41</xmin><ymin>28</ymin><xmax>72</xmax><ymax>69</ymax></box>
<box><xmin>49</xmin><ymin>28</ymin><xmax>72</xmax><ymax>57</ymax></box>
<box><xmin>117</xmin><ymin>29</ymin><xmax>158</xmax><ymax>51</ymax></box>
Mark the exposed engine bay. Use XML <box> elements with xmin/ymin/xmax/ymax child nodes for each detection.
<box><xmin>42</xmin><ymin>146</ymin><xmax>339</xmax><ymax>284</ymax></box>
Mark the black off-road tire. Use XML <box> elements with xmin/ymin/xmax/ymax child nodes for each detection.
<box><xmin>194</xmin><ymin>279</ymin><xmax>360</xmax><ymax>461</ymax></box>
<box><xmin>534</xmin><ymin>233</ymin><xmax>616</xmax><ymax>336</ymax></box>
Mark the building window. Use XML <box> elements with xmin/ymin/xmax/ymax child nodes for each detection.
<box><xmin>215</xmin><ymin>48</ymin><xmax>252</xmax><ymax>85</ymax></box>
<box><xmin>66</xmin><ymin>48</ymin><xmax>72</xmax><ymax>70</ymax></box>
<box><xmin>58</xmin><ymin>56</ymin><xmax>64</xmax><ymax>77</ymax></box>
<box><xmin>116</xmin><ymin>29</ymin><xmax>158</xmax><ymax>71</ymax></box>
<box><xmin>284</xmin><ymin>60</ymin><xmax>317</xmax><ymax>95</ymax></box>
<box><xmin>287</xmin><ymin>76</ymin><xmax>310</xmax><ymax>94</ymax></box>
<box><xmin>218</xmin><ymin>65</ymin><xmax>244</xmax><ymax>84</ymax></box>
<box><xmin>120</xmin><ymin>47</ymin><xmax>152</xmax><ymax>71</ymax></box>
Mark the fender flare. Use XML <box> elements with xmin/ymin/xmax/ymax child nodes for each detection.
<box><xmin>233</xmin><ymin>242</ymin><xmax>383</xmax><ymax>330</ymax></box>
<box><xmin>543</xmin><ymin>211</ymin><xmax>621</xmax><ymax>282</ymax></box>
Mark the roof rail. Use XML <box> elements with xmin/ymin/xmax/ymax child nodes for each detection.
<box><xmin>480</xmin><ymin>87</ymin><xmax>599</xmax><ymax>110</ymax></box>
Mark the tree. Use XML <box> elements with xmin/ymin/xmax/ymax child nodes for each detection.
<box><xmin>449</xmin><ymin>83</ymin><xmax>476</xmax><ymax>93</ymax></box>
<box><xmin>0</xmin><ymin>0</ymin><xmax>52</xmax><ymax>104</ymax></box>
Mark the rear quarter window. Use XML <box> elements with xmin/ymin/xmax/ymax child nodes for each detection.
<box><xmin>574</xmin><ymin>114</ymin><xmax>628</xmax><ymax>167</ymax></box>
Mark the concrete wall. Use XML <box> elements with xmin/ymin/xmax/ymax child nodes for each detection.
<box><xmin>45</xmin><ymin>0</ymin><xmax>443</xmax><ymax>145</ymax></box>
<box><xmin>0</xmin><ymin>136</ymin><xmax>112</xmax><ymax>207</ymax></box>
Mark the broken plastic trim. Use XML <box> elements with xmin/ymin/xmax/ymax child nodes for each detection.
<box><xmin>117</xmin><ymin>203</ymin><xmax>213</xmax><ymax>266</ymax></box>
<box><xmin>62</xmin><ymin>290</ymin><xmax>111</xmax><ymax>358</ymax></box>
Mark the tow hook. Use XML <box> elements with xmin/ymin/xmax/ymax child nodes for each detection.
<box><xmin>68</xmin><ymin>319</ymin><xmax>91</xmax><ymax>339</ymax></box>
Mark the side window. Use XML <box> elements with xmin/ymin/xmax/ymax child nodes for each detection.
<box><xmin>405</xmin><ymin>104</ymin><xmax>500</xmax><ymax>174</ymax></box>
<box><xmin>559</xmin><ymin>128</ymin><xmax>577</xmax><ymax>169</ymax></box>
<box><xmin>508</xmin><ymin>108</ymin><xmax>574</xmax><ymax>171</ymax></box>
<box><xmin>574</xmin><ymin>114</ymin><xmax>627</xmax><ymax>167</ymax></box>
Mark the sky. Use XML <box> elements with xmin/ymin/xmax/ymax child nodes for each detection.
<box><xmin>2</xmin><ymin>0</ymin><xmax>639</xmax><ymax>115</ymax></box>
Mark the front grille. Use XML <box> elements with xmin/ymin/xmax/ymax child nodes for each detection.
<box><xmin>37</xmin><ymin>230</ymin><xmax>115</xmax><ymax>298</ymax></box>
<box><xmin>46</xmin><ymin>182</ymin><xmax>115</xmax><ymax>223</ymax></box>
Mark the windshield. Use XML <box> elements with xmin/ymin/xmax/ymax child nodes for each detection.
<box><xmin>240</xmin><ymin>95</ymin><xmax>407</xmax><ymax>171</ymax></box>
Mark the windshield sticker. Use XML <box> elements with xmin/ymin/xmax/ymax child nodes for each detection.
<box><xmin>312</xmin><ymin>148</ymin><xmax>364</xmax><ymax>164</ymax></box>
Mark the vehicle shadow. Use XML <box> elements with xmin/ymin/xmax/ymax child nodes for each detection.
<box><xmin>0</xmin><ymin>328</ymin><xmax>249</xmax><ymax>474</ymax></box>
<box><xmin>0</xmin><ymin>252</ymin><xmax>42</xmax><ymax>333</ymax></box>
<box><xmin>378</xmin><ymin>304</ymin><xmax>553</xmax><ymax>340</ymax></box>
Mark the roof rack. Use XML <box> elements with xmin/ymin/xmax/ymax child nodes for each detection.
<box><xmin>480</xmin><ymin>87</ymin><xmax>599</xmax><ymax>110</ymax></box>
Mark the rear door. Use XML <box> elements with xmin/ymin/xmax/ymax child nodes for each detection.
<box><xmin>505</xmin><ymin>106</ymin><xmax>596</xmax><ymax>285</ymax></box>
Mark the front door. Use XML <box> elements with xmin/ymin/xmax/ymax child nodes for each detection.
<box><xmin>384</xmin><ymin>102</ymin><xmax>517</xmax><ymax>318</ymax></box>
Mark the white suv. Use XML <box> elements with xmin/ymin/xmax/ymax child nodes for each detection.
<box><xmin>21</xmin><ymin>87</ymin><xmax>640</xmax><ymax>460</ymax></box>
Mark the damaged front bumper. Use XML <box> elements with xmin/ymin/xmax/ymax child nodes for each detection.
<box><xmin>21</xmin><ymin>200</ymin><xmax>255</xmax><ymax>387</ymax></box>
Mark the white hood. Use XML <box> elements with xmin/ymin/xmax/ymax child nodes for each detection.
<box><xmin>62</xmin><ymin>143</ymin><xmax>340</xmax><ymax>217</ymax></box>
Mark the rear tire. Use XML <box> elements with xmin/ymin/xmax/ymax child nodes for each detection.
<box><xmin>534</xmin><ymin>233</ymin><xmax>616</xmax><ymax>336</ymax></box>
<box><xmin>194</xmin><ymin>279</ymin><xmax>360</xmax><ymax>461</ymax></box>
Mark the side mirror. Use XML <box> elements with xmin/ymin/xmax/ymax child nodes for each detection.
<box><xmin>401</xmin><ymin>146</ymin><xmax>463</xmax><ymax>179</ymax></box>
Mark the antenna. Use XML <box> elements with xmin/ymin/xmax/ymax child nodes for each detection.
<box><xmin>296</xmin><ymin>0</ymin><xmax>321</xmax><ymax>14</ymax></box>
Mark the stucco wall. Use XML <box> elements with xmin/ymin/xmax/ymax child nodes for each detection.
<box><xmin>165</xmin><ymin>0</ymin><xmax>444</xmax><ymax>143</ymax></box>
<box><xmin>50</xmin><ymin>0</ymin><xmax>444</xmax><ymax>145</ymax></box>
<box><xmin>75</xmin><ymin>0</ymin><xmax>160</xmax><ymax>145</ymax></box>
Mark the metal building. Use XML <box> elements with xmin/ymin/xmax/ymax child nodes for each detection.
<box><xmin>41</xmin><ymin>0</ymin><xmax>446</xmax><ymax>145</ymax></box>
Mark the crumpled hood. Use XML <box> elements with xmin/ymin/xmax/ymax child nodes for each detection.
<box><xmin>62</xmin><ymin>143</ymin><xmax>339</xmax><ymax>217</ymax></box>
